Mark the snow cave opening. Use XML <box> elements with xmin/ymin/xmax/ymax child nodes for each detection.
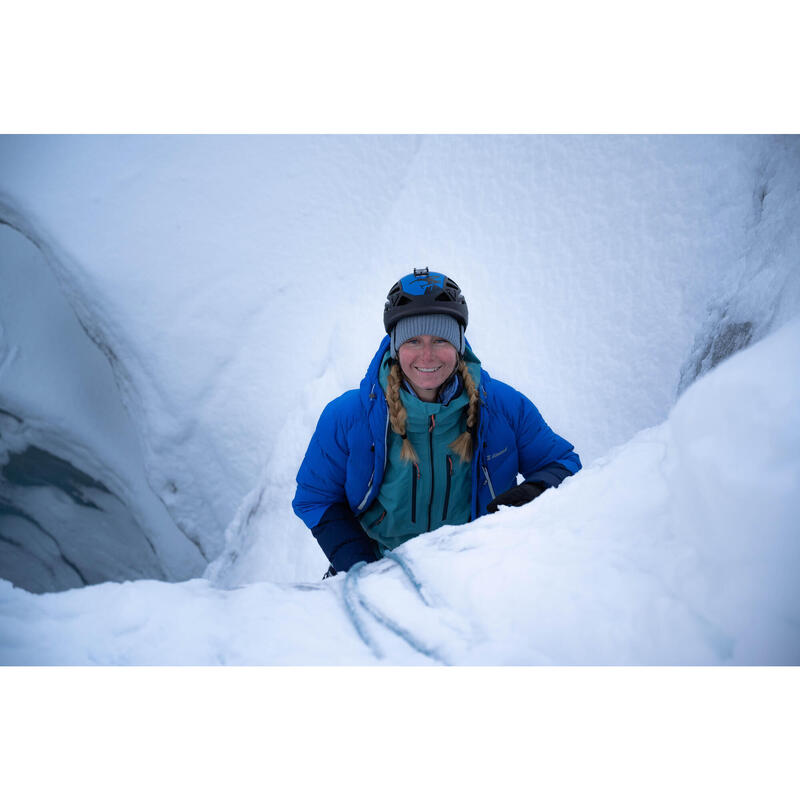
<box><xmin>0</xmin><ymin>222</ymin><xmax>201</xmax><ymax>593</ymax></box>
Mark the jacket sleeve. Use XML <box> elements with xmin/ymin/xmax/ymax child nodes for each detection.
<box><xmin>512</xmin><ymin>390</ymin><xmax>582</xmax><ymax>484</ymax></box>
<box><xmin>524</xmin><ymin>462</ymin><xmax>574</xmax><ymax>489</ymax></box>
<box><xmin>312</xmin><ymin>503</ymin><xmax>380</xmax><ymax>573</ymax></box>
<box><xmin>293</xmin><ymin>395</ymin><xmax>354</xmax><ymax>529</ymax></box>
<box><xmin>292</xmin><ymin>395</ymin><xmax>380</xmax><ymax>572</ymax></box>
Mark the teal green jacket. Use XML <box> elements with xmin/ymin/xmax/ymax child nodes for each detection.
<box><xmin>358</xmin><ymin>350</ymin><xmax>480</xmax><ymax>553</ymax></box>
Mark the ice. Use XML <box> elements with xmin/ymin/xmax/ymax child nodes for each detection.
<box><xmin>0</xmin><ymin>224</ymin><xmax>203</xmax><ymax>589</ymax></box>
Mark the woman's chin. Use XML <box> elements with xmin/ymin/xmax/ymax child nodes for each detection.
<box><xmin>408</xmin><ymin>380</ymin><xmax>446</xmax><ymax>399</ymax></box>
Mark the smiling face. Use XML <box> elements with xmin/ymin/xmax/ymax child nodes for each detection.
<box><xmin>397</xmin><ymin>334</ymin><xmax>459</xmax><ymax>401</ymax></box>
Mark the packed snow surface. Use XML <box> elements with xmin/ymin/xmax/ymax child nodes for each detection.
<box><xmin>1</xmin><ymin>317</ymin><xmax>798</xmax><ymax>665</ymax></box>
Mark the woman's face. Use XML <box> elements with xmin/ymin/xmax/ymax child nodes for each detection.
<box><xmin>397</xmin><ymin>334</ymin><xmax>458</xmax><ymax>401</ymax></box>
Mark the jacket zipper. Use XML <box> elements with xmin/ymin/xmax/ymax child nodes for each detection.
<box><xmin>368</xmin><ymin>510</ymin><xmax>386</xmax><ymax>529</ymax></box>
<box><xmin>481</xmin><ymin>460</ymin><xmax>496</xmax><ymax>500</ymax></box>
<box><xmin>411</xmin><ymin>462</ymin><xmax>419</xmax><ymax>523</ymax></box>
<box><xmin>469</xmin><ymin>387</ymin><xmax>487</xmax><ymax>521</ymax></box>
<box><xmin>356</xmin><ymin>468</ymin><xmax>374</xmax><ymax>513</ymax></box>
<box><xmin>442</xmin><ymin>455</ymin><xmax>453</xmax><ymax>520</ymax></box>
<box><xmin>356</xmin><ymin>409</ymin><xmax>390</xmax><ymax>514</ymax></box>
<box><xmin>427</xmin><ymin>414</ymin><xmax>435</xmax><ymax>531</ymax></box>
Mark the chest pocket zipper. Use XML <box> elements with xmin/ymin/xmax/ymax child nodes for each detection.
<box><xmin>442</xmin><ymin>455</ymin><xmax>453</xmax><ymax>520</ymax></box>
<box><xmin>411</xmin><ymin>463</ymin><xmax>420</xmax><ymax>523</ymax></box>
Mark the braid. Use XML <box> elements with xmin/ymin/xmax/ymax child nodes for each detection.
<box><xmin>386</xmin><ymin>363</ymin><xmax>419</xmax><ymax>462</ymax></box>
<box><xmin>449</xmin><ymin>359</ymin><xmax>479</xmax><ymax>463</ymax></box>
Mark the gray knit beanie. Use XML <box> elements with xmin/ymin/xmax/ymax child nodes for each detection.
<box><xmin>390</xmin><ymin>313</ymin><xmax>464</xmax><ymax>358</ymax></box>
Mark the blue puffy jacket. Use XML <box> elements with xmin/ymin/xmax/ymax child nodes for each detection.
<box><xmin>292</xmin><ymin>336</ymin><xmax>581</xmax><ymax>572</ymax></box>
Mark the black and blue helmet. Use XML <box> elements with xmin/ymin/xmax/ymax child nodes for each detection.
<box><xmin>383</xmin><ymin>267</ymin><xmax>469</xmax><ymax>334</ymax></box>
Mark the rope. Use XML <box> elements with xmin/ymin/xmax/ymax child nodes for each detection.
<box><xmin>341</xmin><ymin>558</ymin><xmax>448</xmax><ymax>664</ymax></box>
<box><xmin>383</xmin><ymin>550</ymin><xmax>434</xmax><ymax>607</ymax></box>
<box><xmin>342</xmin><ymin>562</ymin><xmax>383</xmax><ymax>659</ymax></box>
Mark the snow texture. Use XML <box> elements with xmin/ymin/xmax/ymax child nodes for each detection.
<box><xmin>0</xmin><ymin>224</ymin><xmax>203</xmax><ymax>590</ymax></box>
<box><xmin>1</xmin><ymin>316</ymin><xmax>798</xmax><ymax>664</ymax></box>
<box><xmin>0</xmin><ymin>135</ymin><xmax>798</xmax><ymax>664</ymax></box>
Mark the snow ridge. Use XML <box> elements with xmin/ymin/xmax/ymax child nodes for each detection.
<box><xmin>1</xmin><ymin>315</ymin><xmax>797</xmax><ymax>664</ymax></box>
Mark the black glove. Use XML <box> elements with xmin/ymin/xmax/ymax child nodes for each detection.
<box><xmin>486</xmin><ymin>481</ymin><xmax>547</xmax><ymax>513</ymax></box>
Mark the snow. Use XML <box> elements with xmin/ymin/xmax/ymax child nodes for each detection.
<box><xmin>1</xmin><ymin>315</ymin><xmax>798</xmax><ymax>665</ymax></box>
<box><xmin>0</xmin><ymin>224</ymin><xmax>203</xmax><ymax>590</ymax></box>
<box><xmin>0</xmin><ymin>135</ymin><xmax>799</xmax><ymax>664</ymax></box>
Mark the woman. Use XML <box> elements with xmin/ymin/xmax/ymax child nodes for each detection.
<box><xmin>292</xmin><ymin>268</ymin><xmax>582</xmax><ymax>576</ymax></box>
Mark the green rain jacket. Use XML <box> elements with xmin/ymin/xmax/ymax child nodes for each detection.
<box><xmin>358</xmin><ymin>350</ymin><xmax>481</xmax><ymax>553</ymax></box>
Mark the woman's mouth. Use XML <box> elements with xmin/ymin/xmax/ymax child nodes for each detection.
<box><xmin>415</xmin><ymin>366</ymin><xmax>441</xmax><ymax>373</ymax></box>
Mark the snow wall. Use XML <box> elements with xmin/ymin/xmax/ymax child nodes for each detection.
<box><xmin>0</xmin><ymin>135</ymin><xmax>798</xmax><ymax>593</ymax></box>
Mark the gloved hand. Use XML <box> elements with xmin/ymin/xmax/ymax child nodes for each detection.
<box><xmin>486</xmin><ymin>481</ymin><xmax>547</xmax><ymax>513</ymax></box>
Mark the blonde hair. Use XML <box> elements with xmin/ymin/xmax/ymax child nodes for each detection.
<box><xmin>385</xmin><ymin>360</ymin><xmax>480</xmax><ymax>463</ymax></box>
